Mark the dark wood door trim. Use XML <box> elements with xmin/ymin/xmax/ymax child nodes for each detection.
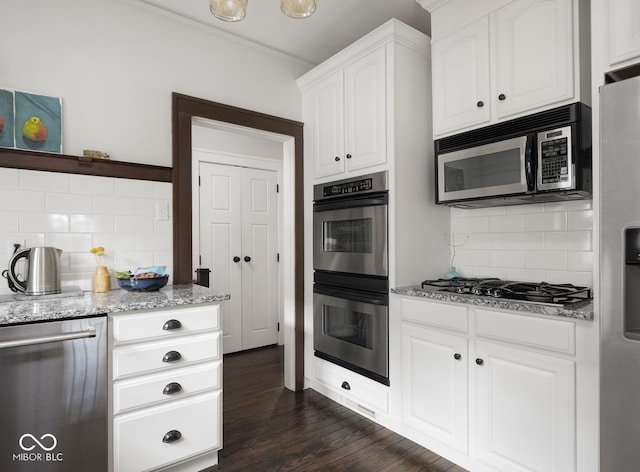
<box><xmin>172</xmin><ymin>92</ymin><xmax>305</xmax><ymax>390</ymax></box>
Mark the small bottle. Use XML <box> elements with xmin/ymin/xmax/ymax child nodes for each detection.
<box><xmin>94</xmin><ymin>265</ymin><xmax>111</xmax><ymax>293</ymax></box>
<box><xmin>445</xmin><ymin>266</ymin><xmax>461</xmax><ymax>279</ymax></box>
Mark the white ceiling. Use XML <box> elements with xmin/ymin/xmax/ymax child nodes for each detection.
<box><xmin>134</xmin><ymin>0</ymin><xmax>431</xmax><ymax>66</ymax></box>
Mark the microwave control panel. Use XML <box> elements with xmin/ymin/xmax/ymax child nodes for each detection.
<box><xmin>537</xmin><ymin>126</ymin><xmax>573</xmax><ymax>191</ymax></box>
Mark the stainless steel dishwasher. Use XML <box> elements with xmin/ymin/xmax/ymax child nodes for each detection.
<box><xmin>0</xmin><ymin>315</ymin><xmax>107</xmax><ymax>471</ymax></box>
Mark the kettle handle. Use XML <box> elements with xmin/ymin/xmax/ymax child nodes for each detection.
<box><xmin>7</xmin><ymin>248</ymin><xmax>30</xmax><ymax>293</ymax></box>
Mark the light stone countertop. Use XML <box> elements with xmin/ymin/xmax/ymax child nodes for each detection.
<box><xmin>391</xmin><ymin>285</ymin><xmax>593</xmax><ymax>321</ymax></box>
<box><xmin>0</xmin><ymin>284</ymin><xmax>230</xmax><ymax>326</ymax></box>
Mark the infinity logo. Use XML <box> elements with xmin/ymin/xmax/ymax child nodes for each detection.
<box><xmin>19</xmin><ymin>434</ymin><xmax>57</xmax><ymax>452</ymax></box>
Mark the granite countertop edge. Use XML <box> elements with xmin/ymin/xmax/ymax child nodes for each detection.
<box><xmin>0</xmin><ymin>284</ymin><xmax>230</xmax><ymax>327</ymax></box>
<box><xmin>391</xmin><ymin>286</ymin><xmax>594</xmax><ymax>321</ymax></box>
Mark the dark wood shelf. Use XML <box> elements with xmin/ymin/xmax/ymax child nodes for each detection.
<box><xmin>0</xmin><ymin>148</ymin><xmax>172</xmax><ymax>182</ymax></box>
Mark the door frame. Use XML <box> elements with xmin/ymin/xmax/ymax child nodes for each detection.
<box><xmin>172</xmin><ymin>93</ymin><xmax>304</xmax><ymax>391</ymax></box>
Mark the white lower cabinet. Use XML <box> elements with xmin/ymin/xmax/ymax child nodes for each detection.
<box><xmin>398</xmin><ymin>297</ymin><xmax>578</xmax><ymax>472</ymax></box>
<box><xmin>401</xmin><ymin>325</ymin><xmax>468</xmax><ymax>453</ymax></box>
<box><xmin>473</xmin><ymin>340</ymin><xmax>575</xmax><ymax>472</ymax></box>
<box><xmin>109</xmin><ymin>304</ymin><xmax>222</xmax><ymax>472</ymax></box>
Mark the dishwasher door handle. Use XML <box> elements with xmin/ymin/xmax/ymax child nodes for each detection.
<box><xmin>0</xmin><ymin>328</ymin><xmax>97</xmax><ymax>349</ymax></box>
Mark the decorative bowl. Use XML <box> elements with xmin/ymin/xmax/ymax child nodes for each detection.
<box><xmin>117</xmin><ymin>275</ymin><xmax>169</xmax><ymax>292</ymax></box>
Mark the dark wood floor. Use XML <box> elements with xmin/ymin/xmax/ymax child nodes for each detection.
<box><xmin>206</xmin><ymin>345</ymin><xmax>468</xmax><ymax>472</ymax></box>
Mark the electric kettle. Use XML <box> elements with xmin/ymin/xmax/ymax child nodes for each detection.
<box><xmin>6</xmin><ymin>247</ymin><xmax>63</xmax><ymax>295</ymax></box>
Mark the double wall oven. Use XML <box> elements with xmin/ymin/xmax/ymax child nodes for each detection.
<box><xmin>313</xmin><ymin>171</ymin><xmax>389</xmax><ymax>385</ymax></box>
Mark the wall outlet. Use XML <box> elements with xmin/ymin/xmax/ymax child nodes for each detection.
<box><xmin>6</xmin><ymin>240</ymin><xmax>25</xmax><ymax>257</ymax></box>
<box><xmin>155</xmin><ymin>201</ymin><xmax>169</xmax><ymax>221</ymax></box>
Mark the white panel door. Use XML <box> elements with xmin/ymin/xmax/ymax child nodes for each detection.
<box><xmin>200</xmin><ymin>163</ymin><xmax>243</xmax><ymax>353</ymax></box>
<box><xmin>199</xmin><ymin>163</ymin><xmax>279</xmax><ymax>354</ymax></box>
<box><xmin>474</xmin><ymin>339</ymin><xmax>576</xmax><ymax>472</ymax></box>
<box><xmin>495</xmin><ymin>0</ymin><xmax>574</xmax><ymax>119</ymax></box>
<box><xmin>241</xmin><ymin>168</ymin><xmax>279</xmax><ymax>350</ymax></box>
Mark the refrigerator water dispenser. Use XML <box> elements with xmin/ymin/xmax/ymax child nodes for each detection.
<box><xmin>624</xmin><ymin>227</ymin><xmax>640</xmax><ymax>339</ymax></box>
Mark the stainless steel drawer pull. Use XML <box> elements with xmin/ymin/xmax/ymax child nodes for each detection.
<box><xmin>162</xmin><ymin>430</ymin><xmax>182</xmax><ymax>443</ymax></box>
<box><xmin>163</xmin><ymin>382</ymin><xmax>183</xmax><ymax>395</ymax></box>
<box><xmin>162</xmin><ymin>351</ymin><xmax>182</xmax><ymax>363</ymax></box>
<box><xmin>0</xmin><ymin>329</ymin><xmax>96</xmax><ymax>349</ymax></box>
<box><xmin>162</xmin><ymin>319</ymin><xmax>182</xmax><ymax>330</ymax></box>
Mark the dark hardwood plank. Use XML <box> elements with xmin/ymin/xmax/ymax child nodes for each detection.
<box><xmin>207</xmin><ymin>345</ymin><xmax>468</xmax><ymax>472</ymax></box>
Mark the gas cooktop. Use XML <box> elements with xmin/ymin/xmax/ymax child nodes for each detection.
<box><xmin>420</xmin><ymin>277</ymin><xmax>591</xmax><ymax>308</ymax></box>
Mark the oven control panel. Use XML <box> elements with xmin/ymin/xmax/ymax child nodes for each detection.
<box><xmin>537</xmin><ymin>126</ymin><xmax>573</xmax><ymax>191</ymax></box>
<box><xmin>313</xmin><ymin>170</ymin><xmax>388</xmax><ymax>201</ymax></box>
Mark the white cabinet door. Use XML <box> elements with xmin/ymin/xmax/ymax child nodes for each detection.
<box><xmin>473</xmin><ymin>340</ymin><xmax>576</xmax><ymax>472</ymax></box>
<box><xmin>495</xmin><ymin>0</ymin><xmax>574</xmax><ymax>119</ymax></box>
<box><xmin>310</xmin><ymin>47</ymin><xmax>387</xmax><ymax>179</ymax></box>
<box><xmin>402</xmin><ymin>324</ymin><xmax>468</xmax><ymax>453</ymax></box>
<box><xmin>311</xmin><ymin>70</ymin><xmax>345</xmax><ymax>178</ymax></box>
<box><xmin>432</xmin><ymin>16</ymin><xmax>491</xmax><ymax>135</ymax></box>
<box><xmin>344</xmin><ymin>47</ymin><xmax>387</xmax><ymax>172</ymax></box>
<box><xmin>609</xmin><ymin>0</ymin><xmax>640</xmax><ymax>65</ymax></box>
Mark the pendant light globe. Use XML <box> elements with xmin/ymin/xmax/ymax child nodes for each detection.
<box><xmin>280</xmin><ymin>0</ymin><xmax>317</xmax><ymax>19</ymax></box>
<box><xmin>209</xmin><ymin>0</ymin><xmax>248</xmax><ymax>22</ymax></box>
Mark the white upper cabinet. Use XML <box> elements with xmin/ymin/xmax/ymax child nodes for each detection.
<box><xmin>609</xmin><ymin>0</ymin><xmax>640</xmax><ymax>66</ymax></box>
<box><xmin>432</xmin><ymin>16</ymin><xmax>491</xmax><ymax>134</ymax></box>
<box><xmin>305</xmin><ymin>47</ymin><xmax>386</xmax><ymax>179</ymax></box>
<box><xmin>431</xmin><ymin>0</ymin><xmax>582</xmax><ymax>137</ymax></box>
<box><xmin>495</xmin><ymin>0</ymin><xmax>573</xmax><ymax>118</ymax></box>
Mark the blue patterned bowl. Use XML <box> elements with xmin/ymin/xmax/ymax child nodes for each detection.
<box><xmin>117</xmin><ymin>275</ymin><xmax>169</xmax><ymax>292</ymax></box>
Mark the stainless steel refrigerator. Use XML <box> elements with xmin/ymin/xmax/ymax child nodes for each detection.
<box><xmin>600</xmin><ymin>74</ymin><xmax>640</xmax><ymax>470</ymax></box>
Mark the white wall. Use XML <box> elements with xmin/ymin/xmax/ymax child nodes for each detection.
<box><xmin>1</xmin><ymin>0</ymin><xmax>309</xmax><ymax>167</ymax></box>
<box><xmin>0</xmin><ymin>167</ymin><xmax>172</xmax><ymax>295</ymax></box>
<box><xmin>450</xmin><ymin>200</ymin><xmax>593</xmax><ymax>287</ymax></box>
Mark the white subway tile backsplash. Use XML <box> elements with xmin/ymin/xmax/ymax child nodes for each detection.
<box><xmin>19</xmin><ymin>212</ymin><xmax>69</xmax><ymax>233</ymax></box>
<box><xmin>489</xmin><ymin>250</ymin><xmax>525</xmax><ymax>268</ymax></box>
<box><xmin>114</xmin><ymin>179</ymin><xmax>155</xmax><ymax>198</ymax></box>
<box><xmin>70</xmin><ymin>175</ymin><xmax>115</xmax><ymax>195</ymax></box>
<box><xmin>450</xmin><ymin>200</ymin><xmax>594</xmax><ymax>285</ymax></box>
<box><xmin>134</xmin><ymin>199</ymin><xmax>157</xmax><ymax>216</ymax></box>
<box><xmin>0</xmin><ymin>168</ymin><xmax>19</xmax><ymax>190</ymax></box>
<box><xmin>93</xmin><ymin>234</ymin><xmax>136</xmax><ymax>252</ymax></box>
<box><xmin>20</xmin><ymin>170</ymin><xmax>69</xmax><ymax>193</ymax></box>
<box><xmin>93</xmin><ymin>195</ymin><xmax>136</xmax><ymax>215</ymax></box>
<box><xmin>114</xmin><ymin>252</ymin><xmax>156</xmax><ymax>271</ymax></box>
<box><xmin>505</xmin><ymin>232</ymin><xmax>544</xmax><ymax>250</ymax></box>
<box><xmin>525</xmin><ymin>251</ymin><xmax>568</xmax><ymax>270</ymax></box>
<box><xmin>46</xmin><ymin>233</ymin><xmax>93</xmax><ymax>253</ymax></box>
<box><xmin>568</xmin><ymin>210</ymin><xmax>593</xmax><ymax>230</ymax></box>
<box><xmin>544</xmin><ymin>231</ymin><xmax>592</xmax><ymax>251</ymax></box>
<box><xmin>154</xmin><ymin>182</ymin><xmax>172</xmax><ymax>199</ymax></box>
<box><xmin>47</xmin><ymin>193</ymin><xmax>92</xmax><ymax>213</ymax></box>
<box><xmin>0</xmin><ymin>211</ymin><xmax>19</xmax><ymax>233</ymax></box>
<box><xmin>525</xmin><ymin>212</ymin><xmax>567</xmax><ymax>231</ymax></box>
<box><xmin>0</xmin><ymin>190</ymin><xmax>45</xmax><ymax>212</ymax></box>
<box><xmin>70</xmin><ymin>214</ymin><xmax>115</xmax><ymax>233</ymax></box>
<box><xmin>115</xmin><ymin>215</ymin><xmax>154</xmax><ymax>234</ymax></box>
<box><xmin>489</xmin><ymin>214</ymin><xmax>524</xmax><ymax>233</ymax></box>
<box><xmin>134</xmin><ymin>234</ymin><xmax>172</xmax><ymax>252</ymax></box>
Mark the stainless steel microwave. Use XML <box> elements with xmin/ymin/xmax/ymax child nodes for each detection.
<box><xmin>435</xmin><ymin>103</ymin><xmax>592</xmax><ymax>208</ymax></box>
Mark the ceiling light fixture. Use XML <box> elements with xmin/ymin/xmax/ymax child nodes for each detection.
<box><xmin>209</xmin><ymin>0</ymin><xmax>317</xmax><ymax>22</ymax></box>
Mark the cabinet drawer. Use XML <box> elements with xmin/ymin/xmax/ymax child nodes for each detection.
<box><xmin>113</xmin><ymin>331</ymin><xmax>220</xmax><ymax>380</ymax></box>
<box><xmin>315</xmin><ymin>359</ymin><xmax>389</xmax><ymax>415</ymax></box>
<box><xmin>401</xmin><ymin>297</ymin><xmax>468</xmax><ymax>333</ymax></box>
<box><xmin>475</xmin><ymin>309</ymin><xmax>575</xmax><ymax>355</ymax></box>
<box><xmin>111</xmin><ymin>304</ymin><xmax>220</xmax><ymax>345</ymax></box>
<box><xmin>113</xmin><ymin>361</ymin><xmax>221</xmax><ymax>414</ymax></box>
<box><xmin>114</xmin><ymin>391</ymin><xmax>221</xmax><ymax>472</ymax></box>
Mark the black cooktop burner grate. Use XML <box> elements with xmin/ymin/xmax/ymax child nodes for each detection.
<box><xmin>421</xmin><ymin>277</ymin><xmax>591</xmax><ymax>307</ymax></box>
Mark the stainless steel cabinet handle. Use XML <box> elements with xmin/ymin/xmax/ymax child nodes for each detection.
<box><xmin>162</xmin><ymin>430</ymin><xmax>182</xmax><ymax>443</ymax></box>
<box><xmin>162</xmin><ymin>351</ymin><xmax>182</xmax><ymax>363</ymax></box>
<box><xmin>0</xmin><ymin>329</ymin><xmax>96</xmax><ymax>349</ymax></box>
<box><xmin>163</xmin><ymin>382</ymin><xmax>183</xmax><ymax>395</ymax></box>
<box><xmin>162</xmin><ymin>319</ymin><xmax>182</xmax><ymax>330</ymax></box>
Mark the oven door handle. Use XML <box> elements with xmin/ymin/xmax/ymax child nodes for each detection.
<box><xmin>314</xmin><ymin>283</ymin><xmax>388</xmax><ymax>306</ymax></box>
